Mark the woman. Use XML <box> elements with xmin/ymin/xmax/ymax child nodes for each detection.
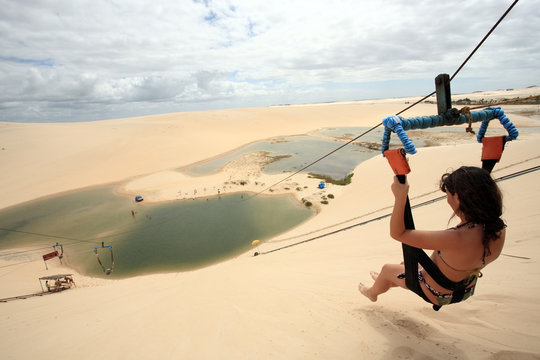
<box><xmin>358</xmin><ymin>166</ymin><xmax>506</xmax><ymax>306</ymax></box>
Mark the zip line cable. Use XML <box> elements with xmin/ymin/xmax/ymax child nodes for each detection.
<box><xmin>0</xmin><ymin>228</ymin><xmax>94</xmax><ymax>245</ymax></box>
<box><xmin>467</xmin><ymin>94</ymin><xmax>540</xmax><ymax>111</ymax></box>
<box><xmin>0</xmin><ymin>194</ymin><xmax>242</xmax><ymax>261</ymax></box>
<box><xmin>252</xmin><ymin>0</ymin><xmax>520</xmax><ymax>198</ymax></box>
<box><xmin>449</xmin><ymin>0</ymin><xmax>519</xmax><ymax>82</ymax></box>
<box><xmin>0</xmin><ymin>245</ymin><xmax>52</xmax><ymax>258</ymax></box>
<box><xmin>250</xmin><ymin>125</ymin><xmax>383</xmax><ymax>198</ymax></box>
<box><xmin>6</xmin><ymin>157</ymin><xmax>535</xmax><ymax>270</ymax></box>
<box><xmin>266</xmin><ymin>154</ymin><xmax>540</xmax><ymax>246</ymax></box>
<box><xmin>0</xmin><ymin>198</ymin><xmax>203</xmax><ymax>255</ymax></box>
<box><xmin>257</xmin><ymin>164</ymin><xmax>540</xmax><ymax>256</ymax></box>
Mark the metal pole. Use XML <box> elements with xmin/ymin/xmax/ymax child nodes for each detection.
<box><xmin>435</xmin><ymin>74</ymin><xmax>451</xmax><ymax>115</ymax></box>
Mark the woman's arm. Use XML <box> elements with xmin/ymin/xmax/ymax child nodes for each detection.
<box><xmin>389</xmin><ymin>177</ymin><xmax>408</xmax><ymax>240</ymax></box>
<box><xmin>389</xmin><ymin>177</ymin><xmax>462</xmax><ymax>251</ymax></box>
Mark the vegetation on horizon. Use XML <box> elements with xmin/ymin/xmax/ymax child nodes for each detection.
<box><xmin>308</xmin><ymin>172</ymin><xmax>354</xmax><ymax>186</ymax></box>
<box><xmin>452</xmin><ymin>96</ymin><xmax>540</xmax><ymax>105</ymax></box>
<box><xmin>421</xmin><ymin>94</ymin><xmax>540</xmax><ymax>106</ymax></box>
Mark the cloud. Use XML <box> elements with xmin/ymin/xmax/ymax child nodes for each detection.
<box><xmin>0</xmin><ymin>0</ymin><xmax>539</xmax><ymax>122</ymax></box>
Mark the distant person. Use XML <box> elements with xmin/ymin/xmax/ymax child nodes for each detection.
<box><xmin>359</xmin><ymin>166</ymin><xmax>506</xmax><ymax>307</ymax></box>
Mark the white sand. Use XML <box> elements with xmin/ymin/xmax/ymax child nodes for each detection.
<box><xmin>1</xmin><ymin>89</ymin><xmax>540</xmax><ymax>359</ymax></box>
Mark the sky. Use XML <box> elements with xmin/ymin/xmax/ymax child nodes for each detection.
<box><xmin>0</xmin><ymin>0</ymin><xmax>539</xmax><ymax>122</ymax></box>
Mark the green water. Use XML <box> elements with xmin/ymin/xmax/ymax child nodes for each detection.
<box><xmin>0</xmin><ymin>187</ymin><xmax>313</xmax><ymax>278</ymax></box>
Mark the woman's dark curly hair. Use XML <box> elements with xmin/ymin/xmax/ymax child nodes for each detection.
<box><xmin>440</xmin><ymin>166</ymin><xmax>506</xmax><ymax>258</ymax></box>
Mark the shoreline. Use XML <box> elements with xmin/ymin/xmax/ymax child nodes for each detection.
<box><xmin>1</xmin><ymin>91</ymin><xmax>538</xmax><ymax>211</ymax></box>
<box><xmin>2</xmin><ymin>110</ymin><xmax>538</xmax><ymax>213</ymax></box>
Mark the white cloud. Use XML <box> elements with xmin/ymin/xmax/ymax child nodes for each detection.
<box><xmin>0</xmin><ymin>0</ymin><xmax>539</xmax><ymax>122</ymax></box>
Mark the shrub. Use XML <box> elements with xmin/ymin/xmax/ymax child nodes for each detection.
<box><xmin>308</xmin><ymin>173</ymin><xmax>354</xmax><ymax>186</ymax></box>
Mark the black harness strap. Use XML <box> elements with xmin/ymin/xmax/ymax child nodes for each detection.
<box><xmin>397</xmin><ymin>174</ymin><xmax>468</xmax><ymax>311</ymax></box>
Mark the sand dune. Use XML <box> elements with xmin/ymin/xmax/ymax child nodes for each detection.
<box><xmin>1</xmin><ymin>89</ymin><xmax>540</xmax><ymax>359</ymax></box>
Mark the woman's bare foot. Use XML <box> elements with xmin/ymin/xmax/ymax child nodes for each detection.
<box><xmin>358</xmin><ymin>282</ymin><xmax>377</xmax><ymax>302</ymax></box>
<box><xmin>370</xmin><ymin>271</ymin><xmax>379</xmax><ymax>281</ymax></box>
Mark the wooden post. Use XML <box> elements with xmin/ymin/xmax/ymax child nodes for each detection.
<box><xmin>435</xmin><ymin>73</ymin><xmax>451</xmax><ymax>115</ymax></box>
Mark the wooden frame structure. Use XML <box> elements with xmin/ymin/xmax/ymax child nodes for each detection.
<box><xmin>38</xmin><ymin>274</ymin><xmax>75</xmax><ymax>293</ymax></box>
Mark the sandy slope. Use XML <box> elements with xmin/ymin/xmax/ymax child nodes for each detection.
<box><xmin>1</xmin><ymin>89</ymin><xmax>540</xmax><ymax>359</ymax></box>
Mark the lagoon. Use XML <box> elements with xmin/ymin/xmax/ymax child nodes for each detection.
<box><xmin>186</xmin><ymin>127</ymin><xmax>383</xmax><ymax>180</ymax></box>
<box><xmin>0</xmin><ymin>186</ymin><xmax>313</xmax><ymax>278</ymax></box>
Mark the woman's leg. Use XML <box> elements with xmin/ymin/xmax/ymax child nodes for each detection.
<box><xmin>359</xmin><ymin>263</ymin><xmax>406</xmax><ymax>302</ymax></box>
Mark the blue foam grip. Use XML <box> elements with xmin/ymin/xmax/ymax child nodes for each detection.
<box><xmin>382</xmin><ymin>115</ymin><xmax>418</xmax><ymax>155</ymax></box>
<box><xmin>476</xmin><ymin>107</ymin><xmax>519</xmax><ymax>143</ymax></box>
<box><xmin>382</xmin><ymin>107</ymin><xmax>518</xmax><ymax>155</ymax></box>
